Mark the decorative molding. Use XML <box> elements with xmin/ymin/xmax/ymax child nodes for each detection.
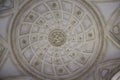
<box><xmin>94</xmin><ymin>59</ymin><xmax>120</xmax><ymax>80</ymax></box>
<box><xmin>107</xmin><ymin>5</ymin><xmax>120</xmax><ymax>48</ymax></box>
<box><xmin>2</xmin><ymin>76</ymin><xmax>34</xmax><ymax>80</ymax></box>
<box><xmin>9</xmin><ymin>0</ymin><xmax>103</xmax><ymax>80</ymax></box>
<box><xmin>0</xmin><ymin>0</ymin><xmax>120</xmax><ymax>80</ymax></box>
<box><xmin>0</xmin><ymin>35</ymin><xmax>8</xmax><ymax>68</ymax></box>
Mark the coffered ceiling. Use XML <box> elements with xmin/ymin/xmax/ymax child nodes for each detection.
<box><xmin>0</xmin><ymin>0</ymin><xmax>120</xmax><ymax>80</ymax></box>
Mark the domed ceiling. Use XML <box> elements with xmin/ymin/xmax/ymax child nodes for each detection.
<box><xmin>0</xmin><ymin>0</ymin><xmax>120</xmax><ymax>80</ymax></box>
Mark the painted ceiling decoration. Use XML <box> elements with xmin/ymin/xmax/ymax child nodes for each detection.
<box><xmin>0</xmin><ymin>0</ymin><xmax>120</xmax><ymax>80</ymax></box>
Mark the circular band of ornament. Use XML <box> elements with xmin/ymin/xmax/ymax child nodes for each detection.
<box><xmin>10</xmin><ymin>0</ymin><xmax>103</xmax><ymax>80</ymax></box>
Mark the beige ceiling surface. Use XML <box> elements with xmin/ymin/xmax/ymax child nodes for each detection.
<box><xmin>0</xmin><ymin>0</ymin><xmax>120</xmax><ymax>80</ymax></box>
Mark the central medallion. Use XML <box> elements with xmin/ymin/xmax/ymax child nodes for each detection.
<box><xmin>48</xmin><ymin>29</ymin><xmax>66</xmax><ymax>47</ymax></box>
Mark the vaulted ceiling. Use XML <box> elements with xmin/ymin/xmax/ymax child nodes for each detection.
<box><xmin>0</xmin><ymin>0</ymin><xmax>120</xmax><ymax>80</ymax></box>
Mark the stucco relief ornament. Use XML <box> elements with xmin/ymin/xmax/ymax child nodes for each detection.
<box><xmin>2</xmin><ymin>76</ymin><xmax>34</xmax><ymax>80</ymax></box>
<box><xmin>0</xmin><ymin>0</ymin><xmax>14</xmax><ymax>15</ymax></box>
<box><xmin>94</xmin><ymin>60</ymin><xmax>120</xmax><ymax>80</ymax></box>
<box><xmin>108</xmin><ymin>7</ymin><xmax>120</xmax><ymax>47</ymax></box>
<box><xmin>48</xmin><ymin>29</ymin><xmax>66</xmax><ymax>47</ymax></box>
<box><xmin>10</xmin><ymin>0</ymin><xmax>103</xmax><ymax>80</ymax></box>
<box><xmin>0</xmin><ymin>36</ymin><xmax>8</xmax><ymax>67</ymax></box>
